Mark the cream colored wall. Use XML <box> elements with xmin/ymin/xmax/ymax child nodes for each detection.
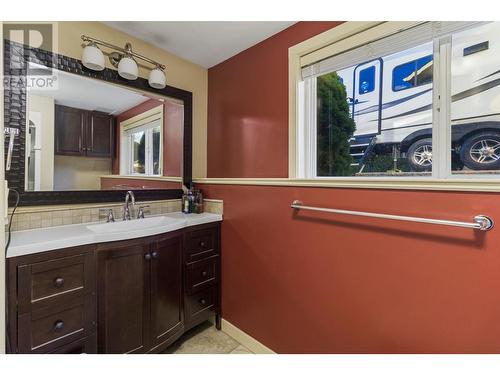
<box><xmin>54</xmin><ymin>155</ymin><xmax>111</xmax><ymax>190</ymax></box>
<box><xmin>1</xmin><ymin>21</ymin><xmax>6</xmax><ymax>355</ymax></box>
<box><xmin>56</xmin><ymin>22</ymin><xmax>208</xmax><ymax>179</ymax></box>
<box><xmin>27</xmin><ymin>94</ymin><xmax>55</xmax><ymax>190</ymax></box>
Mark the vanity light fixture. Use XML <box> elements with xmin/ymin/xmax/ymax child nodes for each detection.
<box><xmin>148</xmin><ymin>66</ymin><xmax>167</xmax><ymax>89</ymax></box>
<box><xmin>81</xmin><ymin>35</ymin><xmax>166</xmax><ymax>89</ymax></box>
<box><xmin>81</xmin><ymin>41</ymin><xmax>105</xmax><ymax>71</ymax></box>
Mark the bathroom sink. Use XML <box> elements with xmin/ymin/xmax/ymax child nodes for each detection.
<box><xmin>86</xmin><ymin>215</ymin><xmax>184</xmax><ymax>234</ymax></box>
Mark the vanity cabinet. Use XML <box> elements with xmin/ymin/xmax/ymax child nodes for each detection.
<box><xmin>183</xmin><ymin>223</ymin><xmax>221</xmax><ymax>331</ymax></box>
<box><xmin>7</xmin><ymin>222</ymin><xmax>221</xmax><ymax>354</ymax></box>
<box><xmin>7</xmin><ymin>245</ymin><xmax>97</xmax><ymax>354</ymax></box>
<box><xmin>55</xmin><ymin>105</ymin><xmax>114</xmax><ymax>158</ymax></box>
<box><xmin>96</xmin><ymin>239</ymin><xmax>150</xmax><ymax>354</ymax></box>
<box><xmin>97</xmin><ymin>231</ymin><xmax>183</xmax><ymax>354</ymax></box>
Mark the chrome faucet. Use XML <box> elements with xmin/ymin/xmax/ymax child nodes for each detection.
<box><xmin>123</xmin><ymin>190</ymin><xmax>135</xmax><ymax>220</ymax></box>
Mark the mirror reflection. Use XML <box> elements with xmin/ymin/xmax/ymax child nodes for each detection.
<box><xmin>26</xmin><ymin>63</ymin><xmax>183</xmax><ymax>191</ymax></box>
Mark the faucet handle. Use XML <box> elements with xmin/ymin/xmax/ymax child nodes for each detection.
<box><xmin>99</xmin><ymin>208</ymin><xmax>115</xmax><ymax>223</ymax></box>
<box><xmin>136</xmin><ymin>205</ymin><xmax>150</xmax><ymax>219</ymax></box>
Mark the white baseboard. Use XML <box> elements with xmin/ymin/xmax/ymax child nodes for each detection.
<box><xmin>221</xmin><ymin>319</ymin><xmax>276</xmax><ymax>354</ymax></box>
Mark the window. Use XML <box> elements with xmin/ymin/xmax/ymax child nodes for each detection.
<box><xmin>392</xmin><ymin>55</ymin><xmax>433</xmax><ymax>91</ymax></box>
<box><xmin>450</xmin><ymin>22</ymin><xmax>500</xmax><ymax>175</ymax></box>
<box><xmin>125</xmin><ymin>120</ymin><xmax>162</xmax><ymax>176</ymax></box>
<box><xmin>358</xmin><ymin>66</ymin><xmax>375</xmax><ymax>94</ymax></box>
<box><xmin>298</xmin><ymin>21</ymin><xmax>500</xmax><ymax>182</ymax></box>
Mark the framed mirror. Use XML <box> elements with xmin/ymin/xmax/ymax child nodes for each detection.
<box><xmin>4</xmin><ymin>39</ymin><xmax>192</xmax><ymax>206</ymax></box>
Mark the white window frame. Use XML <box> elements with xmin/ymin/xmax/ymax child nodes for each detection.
<box><xmin>119</xmin><ymin>104</ymin><xmax>163</xmax><ymax>177</ymax></box>
<box><xmin>290</xmin><ymin>21</ymin><xmax>500</xmax><ymax>190</ymax></box>
<box><xmin>125</xmin><ymin>120</ymin><xmax>162</xmax><ymax>176</ymax></box>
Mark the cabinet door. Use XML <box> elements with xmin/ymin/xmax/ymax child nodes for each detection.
<box><xmin>97</xmin><ymin>241</ymin><xmax>150</xmax><ymax>354</ymax></box>
<box><xmin>149</xmin><ymin>232</ymin><xmax>183</xmax><ymax>352</ymax></box>
<box><xmin>55</xmin><ymin>105</ymin><xmax>85</xmax><ymax>156</ymax></box>
<box><xmin>86</xmin><ymin>111</ymin><xmax>113</xmax><ymax>157</ymax></box>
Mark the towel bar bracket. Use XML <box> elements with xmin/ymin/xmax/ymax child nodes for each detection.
<box><xmin>474</xmin><ymin>215</ymin><xmax>494</xmax><ymax>231</ymax></box>
<box><xmin>291</xmin><ymin>200</ymin><xmax>494</xmax><ymax>231</ymax></box>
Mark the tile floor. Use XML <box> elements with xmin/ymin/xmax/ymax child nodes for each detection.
<box><xmin>163</xmin><ymin>322</ymin><xmax>253</xmax><ymax>354</ymax></box>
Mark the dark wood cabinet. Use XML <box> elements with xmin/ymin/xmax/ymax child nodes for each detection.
<box><xmin>55</xmin><ymin>105</ymin><xmax>113</xmax><ymax>158</ymax></box>
<box><xmin>149</xmin><ymin>233</ymin><xmax>184</xmax><ymax>352</ymax></box>
<box><xmin>54</xmin><ymin>105</ymin><xmax>85</xmax><ymax>156</ymax></box>
<box><xmin>183</xmin><ymin>223</ymin><xmax>221</xmax><ymax>331</ymax></box>
<box><xmin>96</xmin><ymin>232</ymin><xmax>184</xmax><ymax>354</ymax></box>
<box><xmin>7</xmin><ymin>245</ymin><xmax>97</xmax><ymax>354</ymax></box>
<box><xmin>7</xmin><ymin>222</ymin><xmax>221</xmax><ymax>354</ymax></box>
<box><xmin>96</xmin><ymin>239</ymin><xmax>150</xmax><ymax>354</ymax></box>
<box><xmin>86</xmin><ymin>111</ymin><xmax>114</xmax><ymax>157</ymax></box>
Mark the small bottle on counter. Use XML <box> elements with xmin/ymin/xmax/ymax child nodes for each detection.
<box><xmin>188</xmin><ymin>184</ymin><xmax>195</xmax><ymax>213</ymax></box>
<box><xmin>182</xmin><ymin>192</ymin><xmax>189</xmax><ymax>213</ymax></box>
<box><xmin>195</xmin><ymin>190</ymin><xmax>203</xmax><ymax>214</ymax></box>
<box><xmin>182</xmin><ymin>184</ymin><xmax>204</xmax><ymax>214</ymax></box>
<box><xmin>182</xmin><ymin>186</ymin><xmax>190</xmax><ymax>214</ymax></box>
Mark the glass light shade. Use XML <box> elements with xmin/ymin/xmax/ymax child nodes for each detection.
<box><xmin>82</xmin><ymin>44</ymin><xmax>105</xmax><ymax>71</ymax></box>
<box><xmin>118</xmin><ymin>56</ymin><xmax>138</xmax><ymax>80</ymax></box>
<box><xmin>148</xmin><ymin>68</ymin><xmax>166</xmax><ymax>89</ymax></box>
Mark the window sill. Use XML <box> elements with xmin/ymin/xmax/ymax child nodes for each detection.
<box><xmin>193</xmin><ymin>177</ymin><xmax>500</xmax><ymax>192</ymax></box>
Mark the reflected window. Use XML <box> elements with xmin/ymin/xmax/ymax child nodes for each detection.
<box><xmin>125</xmin><ymin>119</ymin><xmax>162</xmax><ymax>176</ymax></box>
<box><xmin>132</xmin><ymin>130</ymin><xmax>146</xmax><ymax>174</ymax></box>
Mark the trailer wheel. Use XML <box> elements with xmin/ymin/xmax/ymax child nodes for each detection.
<box><xmin>407</xmin><ymin>138</ymin><xmax>432</xmax><ymax>172</ymax></box>
<box><xmin>460</xmin><ymin>132</ymin><xmax>500</xmax><ymax>170</ymax></box>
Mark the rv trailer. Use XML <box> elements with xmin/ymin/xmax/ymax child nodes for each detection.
<box><xmin>337</xmin><ymin>22</ymin><xmax>500</xmax><ymax>172</ymax></box>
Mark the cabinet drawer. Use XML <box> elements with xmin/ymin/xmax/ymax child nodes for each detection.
<box><xmin>185</xmin><ymin>227</ymin><xmax>219</xmax><ymax>262</ymax></box>
<box><xmin>17</xmin><ymin>295</ymin><xmax>95</xmax><ymax>353</ymax></box>
<box><xmin>18</xmin><ymin>253</ymin><xmax>93</xmax><ymax>312</ymax></box>
<box><xmin>185</xmin><ymin>285</ymin><xmax>216</xmax><ymax>321</ymax></box>
<box><xmin>185</xmin><ymin>256</ymin><xmax>218</xmax><ymax>295</ymax></box>
<box><xmin>48</xmin><ymin>333</ymin><xmax>97</xmax><ymax>354</ymax></box>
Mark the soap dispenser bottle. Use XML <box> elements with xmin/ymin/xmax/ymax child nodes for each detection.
<box><xmin>182</xmin><ymin>185</ymin><xmax>190</xmax><ymax>214</ymax></box>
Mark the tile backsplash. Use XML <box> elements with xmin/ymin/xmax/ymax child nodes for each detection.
<box><xmin>7</xmin><ymin>198</ymin><xmax>223</xmax><ymax>232</ymax></box>
<box><xmin>203</xmin><ymin>199</ymin><xmax>223</xmax><ymax>215</ymax></box>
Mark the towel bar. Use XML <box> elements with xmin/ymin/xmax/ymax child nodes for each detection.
<box><xmin>291</xmin><ymin>200</ymin><xmax>494</xmax><ymax>231</ymax></box>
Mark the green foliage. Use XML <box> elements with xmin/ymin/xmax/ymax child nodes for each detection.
<box><xmin>316</xmin><ymin>72</ymin><xmax>356</xmax><ymax>176</ymax></box>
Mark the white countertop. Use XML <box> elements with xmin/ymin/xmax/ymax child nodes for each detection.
<box><xmin>7</xmin><ymin>212</ymin><xmax>222</xmax><ymax>258</ymax></box>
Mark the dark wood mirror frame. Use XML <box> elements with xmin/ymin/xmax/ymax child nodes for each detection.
<box><xmin>4</xmin><ymin>39</ymin><xmax>192</xmax><ymax>206</ymax></box>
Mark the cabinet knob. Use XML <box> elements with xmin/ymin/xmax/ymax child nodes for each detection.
<box><xmin>145</xmin><ymin>253</ymin><xmax>151</xmax><ymax>261</ymax></box>
<box><xmin>53</xmin><ymin>277</ymin><xmax>64</xmax><ymax>287</ymax></box>
<box><xmin>201</xmin><ymin>271</ymin><xmax>208</xmax><ymax>277</ymax></box>
<box><xmin>199</xmin><ymin>298</ymin><xmax>207</xmax><ymax>305</ymax></box>
<box><xmin>151</xmin><ymin>251</ymin><xmax>158</xmax><ymax>259</ymax></box>
<box><xmin>199</xmin><ymin>241</ymin><xmax>206</xmax><ymax>247</ymax></box>
<box><xmin>53</xmin><ymin>320</ymin><xmax>64</xmax><ymax>331</ymax></box>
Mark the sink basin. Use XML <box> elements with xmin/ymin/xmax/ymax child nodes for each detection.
<box><xmin>86</xmin><ymin>215</ymin><xmax>183</xmax><ymax>234</ymax></box>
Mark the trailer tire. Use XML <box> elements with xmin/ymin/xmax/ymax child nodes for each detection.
<box><xmin>460</xmin><ymin>132</ymin><xmax>500</xmax><ymax>170</ymax></box>
<box><xmin>407</xmin><ymin>138</ymin><xmax>432</xmax><ymax>172</ymax></box>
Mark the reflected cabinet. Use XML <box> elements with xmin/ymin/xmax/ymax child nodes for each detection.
<box><xmin>55</xmin><ymin>105</ymin><xmax>114</xmax><ymax>158</ymax></box>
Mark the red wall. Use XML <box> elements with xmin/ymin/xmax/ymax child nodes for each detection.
<box><xmin>208</xmin><ymin>21</ymin><xmax>342</xmax><ymax>177</ymax></box>
<box><xmin>205</xmin><ymin>21</ymin><xmax>500</xmax><ymax>353</ymax></box>
<box><xmin>201</xmin><ymin>183</ymin><xmax>500</xmax><ymax>353</ymax></box>
<box><xmin>114</xmin><ymin>98</ymin><xmax>182</xmax><ymax>177</ymax></box>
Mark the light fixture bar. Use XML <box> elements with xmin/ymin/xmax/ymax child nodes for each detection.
<box><xmin>81</xmin><ymin>35</ymin><xmax>165</xmax><ymax>70</ymax></box>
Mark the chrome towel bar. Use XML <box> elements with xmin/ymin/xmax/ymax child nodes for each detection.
<box><xmin>291</xmin><ymin>200</ymin><xmax>494</xmax><ymax>231</ymax></box>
